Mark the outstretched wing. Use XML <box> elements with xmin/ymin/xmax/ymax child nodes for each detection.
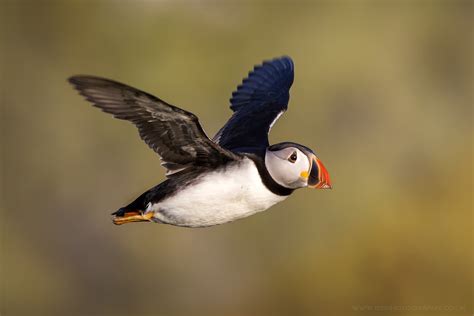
<box><xmin>213</xmin><ymin>56</ymin><xmax>294</xmax><ymax>152</ymax></box>
<box><xmin>69</xmin><ymin>76</ymin><xmax>238</xmax><ymax>177</ymax></box>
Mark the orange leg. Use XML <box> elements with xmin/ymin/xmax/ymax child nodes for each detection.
<box><xmin>112</xmin><ymin>211</ymin><xmax>154</xmax><ymax>225</ymax></box>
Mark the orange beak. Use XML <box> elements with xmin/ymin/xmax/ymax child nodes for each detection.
<box><xmin>307</xmin><ymin>155</ymin><xmax>332</xmax><ymax>189</ymax></box>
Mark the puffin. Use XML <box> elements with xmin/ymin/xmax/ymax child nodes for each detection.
<box><xmin>69</xmin><ymin>56</ymin><xmax>331</xmax><ymax>228</ymax></box>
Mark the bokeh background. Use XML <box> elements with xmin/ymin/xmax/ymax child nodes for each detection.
<box><xmin>1</xmin><ymin>1</ymin><xmax>472</xmax><ymax>316</ymax></box>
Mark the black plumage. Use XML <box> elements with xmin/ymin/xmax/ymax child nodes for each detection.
<box><xmin>68</xmin><ymin>76</ymin><xmax>239</xmax><ymax>177</ymax></box>
<box><xmin>214</xmin><ymin>56</ymin><xmax>294</xmax><ymax>152</ymax></box>
<box><xmin>69</xmin><ymin>57</ymin><xmax>296</xmax><ymax>218</ymax></box>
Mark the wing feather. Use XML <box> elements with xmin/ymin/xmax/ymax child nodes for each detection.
<box><xmin>214</xmin><ymin>56</ymin><xmax>294</xmax><ymax>151</ymax></box>
<box><xmin>69</xmin><ymin>75</ymin><xmax>238</xmax><ymax>177</ymax></box>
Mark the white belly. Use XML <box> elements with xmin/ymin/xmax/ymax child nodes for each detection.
<box><xmin>147</xmin><ymin>158</ymin><xmax>287</xmax><ymax>227</ymax></box>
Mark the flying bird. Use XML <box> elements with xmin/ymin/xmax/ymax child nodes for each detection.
<box><xmin>69</xmin><ymin>56</ymin><xmax>331</xmax><ymax>227</ymax></box>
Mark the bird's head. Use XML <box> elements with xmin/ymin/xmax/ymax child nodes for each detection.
<box><xmin>265</xmin><ymin>142</ymin><xmax>331</xmax><ymax>190</ymax></box>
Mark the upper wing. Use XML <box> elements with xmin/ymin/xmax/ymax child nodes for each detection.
<box><xmin>69</xmin><ymin>75</ymin><xmax>238</xmax><ymax>177</ymax></box>
<box><xmin>213</xmin><ymin>56</ymin><xmax>294</xmax><ymax>151</ymax></box>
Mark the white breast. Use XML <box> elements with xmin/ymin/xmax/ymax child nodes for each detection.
<box><xmin>147</xmin><ymin>158</ymin><xmax>287</xmax><ymax>227</ymax></box>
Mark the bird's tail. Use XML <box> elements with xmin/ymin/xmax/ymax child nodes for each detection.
<box><xmin>110</xmin><ymin>187</ymin><xmax>157</xmax><ymax>225</ymax></box>
<box><xmin>112</xmin><ymin>207</ymin><xmax>137</xmax><ymax>217</ymax></box>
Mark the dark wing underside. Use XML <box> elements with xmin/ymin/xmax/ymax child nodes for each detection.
<box><xmin>69</xmin><ymin>76</ymin><xmax>238</xmax><ymax>177</ymax></box>
<box><xmin>214</xmin><ymin>56</ymin><xmax>294</xmax><ymax>152</ymax></box>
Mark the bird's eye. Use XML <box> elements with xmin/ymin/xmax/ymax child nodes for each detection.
<box><xmin>288</xmin><ymin>152</ymin><xmax>297</xmax><ymax>163</ymax></box>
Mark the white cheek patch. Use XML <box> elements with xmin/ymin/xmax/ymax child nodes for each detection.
<box><xmin>265</xmin><ymin>148</ymin><xmax>310</xmax><ymax>189</ymax></box>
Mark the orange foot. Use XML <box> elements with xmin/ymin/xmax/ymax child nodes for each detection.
<box><xmin>112</xmin><ymin>211</ymin><xmax>154</xmax><ymax>225</ymax></box>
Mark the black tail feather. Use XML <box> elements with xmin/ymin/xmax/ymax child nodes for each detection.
<box><xmin>111</xmin><ymin>190</ymin><xmax>150</xmax><ymax>216</ymax></box>
<box><xmin>112</xmin><ymin>207</ymin><xmax>134</xmax><ymax>217</ymax></box>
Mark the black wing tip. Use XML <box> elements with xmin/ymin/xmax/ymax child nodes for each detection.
<box><xmin>68</xmin><ymin>75</ymin><xmax>82</xmax><ymax>88</ymax></box>
<box><xmin>68</xmin><ymin>74</ymin><xmax>98</xmax><ymax>85</ymax></box>
<box><xmin>264</xmin><ymin>56</ymin><xmax>294</xmax><ymax>70</ymax></box>
<box><xmin>68</xmin><ymin>75</ymin><xmax>100</xmax><ymax>90</ymax></box>
<box><xmin>229</xmin><ymin>56</ymin><xmax>295</xmax><ymax>111</ymax></box>
<box><xmin>248</xmin><ymin>55</ymin><xmax>295</xmax><ymax>82</ymax></box>
<box><xmin>68</xmin><ymin>75</ymin><xmax>127</xmax><ymax>90</ymax></box>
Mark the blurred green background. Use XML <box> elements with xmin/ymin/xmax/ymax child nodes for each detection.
<box><xmin>1</xmin><ymin>1</ymin><xmax>472</xmax><ymax>316</ymax></box>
